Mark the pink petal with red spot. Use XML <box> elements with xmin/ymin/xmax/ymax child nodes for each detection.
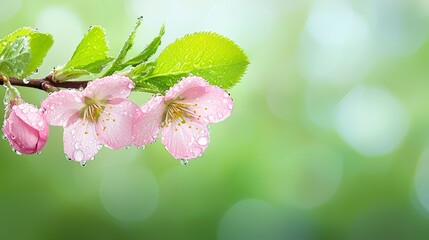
<box><xmin>132</xmin><ymin>95</ymin><xmax>164</xmax><ymax>147</ymax></box>
<box><xmin>96</xmin><ymin>100</ymin><xmax>138</xmax><ymax>149</ymax></box>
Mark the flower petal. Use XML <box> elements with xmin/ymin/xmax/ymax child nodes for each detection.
<box><xmin>83</xmin><ymin>75</ymin><xmax>134</xmax><ymax>102</ymax></box>
<box><xmin>41</xmin><ymin>90</ymin><xmax>84</xmax><ymax>127</ymax></box>
<box><xmin>166</xmin><ymin>76</ymin><xmax>234</xmax><ymax>124</ymax></box>
<box><xmin>132</xmin><ymin>95</ymin><xmax>164</xmax><ymax>147</ymax></box>
<box><xmin>186</xmin><ymin>84</ymin><xmax>234</xmax><ymax>124</ymax></box>
<box><xmin>164</xmin><ymin>76</ymin><xmax>209</xmax><ymax>101</ymax></box>
<box><xmin>5</xmin><ymin>111</ymin><xmax>39</xmax><ymax>154</ymax></box>
<box><xmin>161</xmin><ymin>119</ymin><xmax>210</xmax><ymax>159</ymax></box>
<box><xmin>63</xmin><ymin>119</ymin><xmax>100</xmax><ymax>162</ymax></box>
<box><xmin>95</xmin><ymin>100</ymin><xmax>138</xmax><ymax>149</ymax></box>
<box><xmin>13</xmin><ymin>103</ymin><xmax>49</xmax><ymax>132</ymax></box>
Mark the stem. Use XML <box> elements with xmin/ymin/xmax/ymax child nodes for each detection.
<box><xmin>0</xmin><ymin>74</ymin><xmax>89</xmax><ymax>92</ymax></box>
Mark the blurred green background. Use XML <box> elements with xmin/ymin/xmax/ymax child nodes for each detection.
<box><xmin>2</xmin><ymin>0</ymin><xmax>429</xmax><ymax>239</ymax></box>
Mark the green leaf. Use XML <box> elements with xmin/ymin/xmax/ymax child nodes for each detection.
<box><xmin>140</xmin><ymin>32</ymin><xmax>249</xmax><ymax>92</ymax></box>
<box><xmin>0</xmin><ymin>27</ymin><xmax>53</xmax><ymax>78</ymax></box>
<box><xmin>54</xmin><ymin>26</ymin><xmax>112</xmax><ymax>80</ymax></box>
<box><xmin>0</xmin><ymin>37</ymin><xmax>31</xmax><ymax>78</ymax></box>
<box><xmin>103</xmin><ymin>17</ymin><xmax>143</xmax><ymax>76</ymax></box>
<box><xmin>127</xmin><ymin>62</ymin><xmax>158</xmax><ymax>92</ymax></box>
<box><xmin>123</xmin><ymin>24</ymin><xmax>165</xmax><ymax>67</ymax></box>
<box><xmin>52</xmin><ymin>68</ymin><xmax>91</xmax><ymax>81</ymax></box>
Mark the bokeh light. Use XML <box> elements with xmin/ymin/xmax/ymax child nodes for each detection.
<box><xmin>335</xmin><ymin>86</ymin><xmax>409</xmax><ymax>156</ymax></box>
<box><xmin>1</xmin><ymin>0</ymin><xmax>429</xmax><ymax>239</ymax></box>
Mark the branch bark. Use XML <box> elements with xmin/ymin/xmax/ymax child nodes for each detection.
<box><xmin>0</xmin><ymin>74</ymin><xmax>89</xmax><ymax>92</ymax></box>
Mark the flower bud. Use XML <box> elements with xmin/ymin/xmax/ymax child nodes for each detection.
<box><xmin>3</xmin><ymin>100</ymin><xmax>49</xmax><ymax>154</ymax></box>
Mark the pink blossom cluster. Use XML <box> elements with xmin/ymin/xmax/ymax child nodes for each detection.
<box><xmin>3</xmin><ymin>75</ymin><xmax>234</xmax><ymax>164</ymax></box>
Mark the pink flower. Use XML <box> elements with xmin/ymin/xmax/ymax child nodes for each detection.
<box><xmin>133</xmin><ymin>76</ymin><xmax>234</xmax><ymax>160</ymax></box>
<box><xmin>41</xmin><ymin>75</ymin><xmax>138</xmax><ymax>163</ymax></box>
<box><xmin>3</xmin><ymin>99</ymin><xmax>49</xmax><ymax>154</ymax></box>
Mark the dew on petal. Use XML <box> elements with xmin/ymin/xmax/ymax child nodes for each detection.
<box><xmin>180</xmin><ymin>159</ymin><xmax>188</xmax><ymax>165</ymax></box>
<box><xmin>198</xmin><ymin>137</ymin><xmax>208</xmax><ymax>146</ymax></box>
<box><xmin>128</xmin><ymin>82</ymin><xmax>135</xmax><ymax>89</ymax></box>
<box><xmin>80</xmin><ymin>161</ymin><xmax>88</xmax><ymax>167</ymax></box>
<box><xmin>37</xmin><ymin>121</ymin><xmax>44</xmax><ymax>127</ymax></box>
<box><xmin>73</xmin><ymin>150</ymin><xmax>84</xmax><ymax>161</ymax></box>
<box><xmin>228</xmin><ymin>104</ymin><xmax>233</xmax><ymax>110</ymax></box>
<box><xmin>141</xmin><ymin>105</ymin><xmax>149</xmax><ymax>113</ymax></box>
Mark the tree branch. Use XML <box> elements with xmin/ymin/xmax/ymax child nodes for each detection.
<box><xmin>0</xmin><ymin>75</ymin><xmax>89</xmax><ymax>92</ymax></box>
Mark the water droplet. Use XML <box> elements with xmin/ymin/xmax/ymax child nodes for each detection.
<box><xmin>74</xmin><ymin>143</ymin><xmax>80</xmax><ymax>150</ymax></box>
<box><xmin>40</xmin><ymin>107</ymin><xmax>47</xmax><ymax>114</ymax></box>
<box><xmin>14</xmin><ymin>149</ymin><xmax>22</xmax><ymax>155</ymax></box>
<box><xmin>74</xmin><ymin>97</ymin><xmax>82</xmax><ymax>102</ymax></box>
<box><xmin>80</xmin><ymin>161</ymin><xmax>88</xmax><ymax>167</ymax></box>
<box><xmin>137</xmin><ymin>16</ymin><xmax>143</xmax><ymax>20</ymax></box>
<box><xmin>97</xmin><ymin>144</ymin><xmax>103</xmax><ymax>150</ymax></box>
<box><xmin>128</xmin><ymin>82</ymin><xmax>135</xmax><ymax>89</ymax></box>
<box><xmin>78</xmin><ymin>87</ymin><xmax>84</xmax><ymax>91</ymax></box>
<box><xmin>228</xmin><ymin>104</ymin><xmax>233</xmax><ymax>110</ymax></box>
<box><xmin>37</xmin><ymin>151</ymin><xmax>42</xmax><ymax>155</ymax></box>
<box><xmin>37</xmin><ymin>121</ymin><xmax>44</xmax><ymax>127</ymax></box>
<box><xmin>23</xmin><ymin>78</ymin><xmax>30</xmax><ymax>84</ymax></box>
<box><xmin>73</xmin><ymin>150</ymin><xmax>84</xmax><ymax>161</ymax></box>
<box><xmin>180</xmin><ymin>159</ymin><xmax>188</xmax><ymax>165</ymax></box>
<box><xmin>18</xmin><ymin>105</ymin><xmax>25</xmax><ymax>110</ymax></box>
<box><xmin>218</xmin><ymin>113</ymin><xmax>223</xmax><ymax>118</ymax></box>
<box><xmin>141</xmin><ymin>105</ymin><xmax>149</xmax><ymax>113</ymax></box>
<box><xmin>2</xmin><ymin>134</ymin><xmax>7</xmax><ymax>140</ymax></box>
<box><xmin>30</xmin><ymin>107</ymin><xmax>38</xmax><ymax>113</ymax></box>
<box><xmin>125</xmin><ymin>145</ymin><xmax>131</xmax><ymax>150</ymax></box>
<box><xmin>198</xmin><ymin>137</ymin><xmax>208</xmax><ymax>146</ymax></box>
<box><xmin>208</xmin><ymin>115</ymin><xmax>215</xmax><ymax>122</ymax></box>
<box><xmin>65</xmin><ymin>154</ymin><xmax>72</xmax><ymax>161</ymax></box>
<box><xmin>11</xmin><ymin>134</ymin><xmax>16</xmax><ymax>140</ymax></box>
<box><xmin>138</xmin><ymin>145</ymin><xmax>146</xmax><ymax>150</ymax></box>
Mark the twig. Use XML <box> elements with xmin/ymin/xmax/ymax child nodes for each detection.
<box><xmin>0</xmin><ymin>74</ymin><xmax>90</xmax><ymax>92</ymax></box>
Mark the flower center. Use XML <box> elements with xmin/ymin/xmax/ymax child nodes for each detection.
<box><xmin>162</xmin><ymin>100</ymin><xmax>198</xmax><ymax>128</ymax></box>
<box><xmin>81</xmin><ymin>97</ymin><xmax>106</xmax><ymax>122</ymax></box>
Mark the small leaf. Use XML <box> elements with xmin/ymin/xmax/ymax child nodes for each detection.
<box><xmin>0</xmin><ymin>37</ymin><xmax>31</xmax><ymax>78</ymax></box>
<box><xmin>103</xmin><ymin>17</ymin><xmax>143</xmax><ymax>76</ymax></box>
<box><xmin>127</xmin><ymin>62</ymin><xmax>159</xmax><ymax>93</ymax></box>
<box><xmin>27</xmin><ymin>32</ymin><xmax>54</xmax><ymax>76</ymax></box>
<box><xmin>0</xmin><ymin>27</ymin><xmax>53</xmax><ymax>78</ymax></box>
<box><xmin>52</xmin><ymin>68</ymin><xmax>91</xmax><ymax>81</ymax></box>
<box><xmin>123</xmin><ymin>24</ymin><xmax>165</xmax><ymax>67</ymax></box>
<box><xmin>54</xmin><ymin>26</ymin><xmax>112</xmax><ymax>80</ymax></box>
<box><xmin>139</xmin><ymin>32</ymin><xmax>249</xmax><ymax>92</ymax></box>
